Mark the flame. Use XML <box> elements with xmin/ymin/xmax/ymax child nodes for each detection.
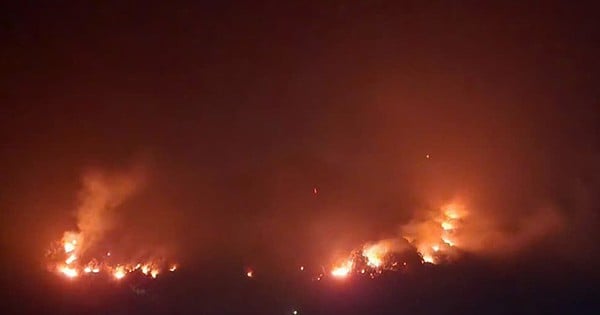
<box><xmin>401</xmin><ymin>202</ymin><xmax>466</xmax><ymax>264</ymax></box>
<box><xmin>65</xmin><ymin>254</ymin><xmax>77</xmax><ymax>265</ymax></box>
<box><xmin>422</xmin><ymin>255</ymin><xmax>434</xmax><ymax>264</ymax></box>
<box><xmin>441</xmin><ymin>221</ymin><xmax>453</xmax><ymax>231</ymax></box>
<box><xmin>331</xmin><ymin>260</ymin><xmax>353</xmax><ymax>278</ymax></box>
<box><xmin>362</xmin><ymin>243</ymin><xmax>389</xmax><ymax>267</ymax></box>
<box><xmin>113</xmin><ymin>266</ymin><xmax>126</xmax><ymax>280</ymax></box>
<box><xmin>442</xmin><ymin>237</ymin><xmax>455</xmax><ymax>247</ymax></box>
<box><xmin>48</xmin><ymin>231</ymin><xmax>177</xmax><ymax>281</ymax></box>
<box><xmin>64</xmin><ymin>241</ymin><xmax>76</xmax><ymax>253</ymax></box>
<box><xmin>59</xmin><ymin>266</ymin><xmax>79</xmax><ymax>278</ymax></box>
<box><xmin>327</xmin><ymin>202</ymin><xmax>467</xmax><ymax>275</ymax></box>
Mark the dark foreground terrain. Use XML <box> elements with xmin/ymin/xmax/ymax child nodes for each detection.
<box><xmin>2</xmin><ymin>255</ymin><xmax>597</xmax><ymax>315</ymax></box>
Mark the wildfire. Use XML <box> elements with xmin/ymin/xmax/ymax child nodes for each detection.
<box><xmin>326</xmin><ymin>202</ymin><xmax>467</xmax><ymax>277</ymax></box>
<box><xmin>403</xmin><ymin>202</ymin><xmax>466</xmax><ymax>264</ymax></box>
<box><xmin>362</xmin><ymin>242</ymin><xmax>391</xmax><ymax>267</ymax></box>
<box><xmin>48</xmin><ymin>231</ymin><xmax>177</xmax><ymax>281</ymax></box>
<box><xmin>331</xmin><ymin>260</ymin><xmax>353</xmax><ymax>278</ymax></box>
<box><xmin>59</xmin><ymin>266</ymin><xmax>79</xmax><ymax>278</ymax></box>
<box><xmin>64</xmin><ymin>241</ymin><xmax>76</xmax><ymax>253</ymax></box>
<box><xmin>113</xmin><ymin>266</ymin><xmax>126</xmax><ymax>280</ymax></box>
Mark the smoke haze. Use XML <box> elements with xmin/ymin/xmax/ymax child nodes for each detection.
<box><xmin>0</xmin><ymin>0</ymin><xmax>598</xmax><ymax>282</ymax></box>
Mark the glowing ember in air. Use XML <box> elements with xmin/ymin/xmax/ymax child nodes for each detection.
<box><xmin>246</xmin><ymin>269</ymin><xmax>254</xmax><ymax>278</ymax></box>
<box><xmin>169</xmin><ymin>264</ymin><xmax>177</xmax><ymax>272</ymax></box>
<box><xmin>300</xmin><ymin>266</ymin><xmax>304</xmax><ymax>271</ymax></box>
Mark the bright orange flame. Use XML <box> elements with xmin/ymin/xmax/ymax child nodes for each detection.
<box><xmin>442</xmin><ymin>237</ymin><xmax>455</xmax><ymax>247</ymax></box>
<box><xmin>331</xmin><ymin>260</ymin><xmax>353</xmax><ymax>278</ymax></box>
<box><xmin>113</xmin><ymin>267</ymin><xmax>126</xmax><ymax>280</ymax></box>
<box><xmin>441</xmin><ymin>221</ymin><xmax>453</xmax><ymax>231</ymax></box>
<box><xmin>64</xmin><ymin>242</ymin><xmax>76</xmax><ymax>253</ymax></box>
<box><xmin>362</xmin><ymin>242</ymin><xmax>392</xmax><ymax>268</ymax></box>
<box><xmin>443</xmin><ymin>204</ymin><xmax>464</xmax><ymax>220</ymax></box>
<box><xmin>422</xmin><ymin>255</ymin><xmax>434</xmax><ymax>263</ymax></box>
<box><xmin>65</xmin><ymin>254</ymin><xmax>77</xmax><ymax>265</ymax></box>
<box><xmin>60</xmin><ymin>266</ymin><xmax>78</xmax><ymax>278</ymax></box>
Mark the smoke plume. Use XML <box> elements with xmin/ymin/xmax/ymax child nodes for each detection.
<box><xmin>67</xmin><ymin>164</ymin><xmax>147</xmax><ymax>255</ymax></box>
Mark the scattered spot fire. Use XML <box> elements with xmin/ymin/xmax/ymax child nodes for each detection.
<box><xmin>47</xmin><ymin>231</ymin><xmax>177</xmax><ymax>281</ymax></box>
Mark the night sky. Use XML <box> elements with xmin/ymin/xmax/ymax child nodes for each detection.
<box><xmin>1</xmin><ymin>1</ymin><xmax>599</xmax><ymax>314</ymax></box>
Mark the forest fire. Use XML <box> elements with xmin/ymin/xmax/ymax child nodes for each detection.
<box><xmin>47</xmin><ymin>231</ymin><xmax>176</xmax><ymax>281</ymax></box>
<box><xmin>327</xmin><ymin>202</ymin><xmax>467</xmax><ymax>278</ymax></box>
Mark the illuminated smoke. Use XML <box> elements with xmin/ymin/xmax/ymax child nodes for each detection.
<box><xmin>328</xmin><ymin>200</ymin><xmax>564</xmax><ymax>277</ymax></box>
<box><xmin>73</xmin><ymin>166</ymin><xmax>145</xmax><ymax>253</ymax></box>
<box><xmin>46</xmin><ymin>164</ymin><xmax>178</xmax><ymax>280</ymax></box>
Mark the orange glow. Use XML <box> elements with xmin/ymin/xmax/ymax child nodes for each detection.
<box><xmin>362</xmin><ymin>243</ymin><xmax>388</xmax><ymax>267</ymax></box>
<box><xmin>422</xmin><ymin>255</ymin><xmax>434</xmax><ymax>263</ymax></box>
<box><xmin>64</xmin><ymin>241</ymin><xmax>76</xmax><ymax>253</ymax></box>
<box><xmin>441</xmin><ymin>221</ymin><xmax>453</xmax><ymax>231</ymax></box>
<box><xmin>49</xmin><ymin>231</ymin><xmax>177</xmax><ymax>280</ymax></box>
<box><xmin>113</xmin><ymin>266</ymin><xmax>126</xmax><ymax>280</ymax></box>
<box><xmin>246</xmin><ymin>270</ymin><xmax>254</xmax><ymax>278</ymax></box>
<box><xmin>60</xmin><ymin>266</ymin><xmax>79</xmax><ymax>278</ymax></box>
<box><xmin>442</xmin><ymin>237</ymin><xmax>455</xmax><ymax>247</ymax></box>
<box><xmin>65</xmin><ymin>254</ymin><xmax>77</xmax><ymax>265</ymax></box>
<box><xmin>331</xmin><ymin>260</ymin><xmax>353</xmax><ymax>278</ymax></box>
<box><xmin>47</xmin><ymin>170</ymin><xmax>177</xmax><ymax>282</ymax></box>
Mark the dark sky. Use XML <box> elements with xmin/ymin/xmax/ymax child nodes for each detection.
<box><xmin>1</xmin><ymin>1</ymin><xmax>599</xmax><ymax>314</ymax></box>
